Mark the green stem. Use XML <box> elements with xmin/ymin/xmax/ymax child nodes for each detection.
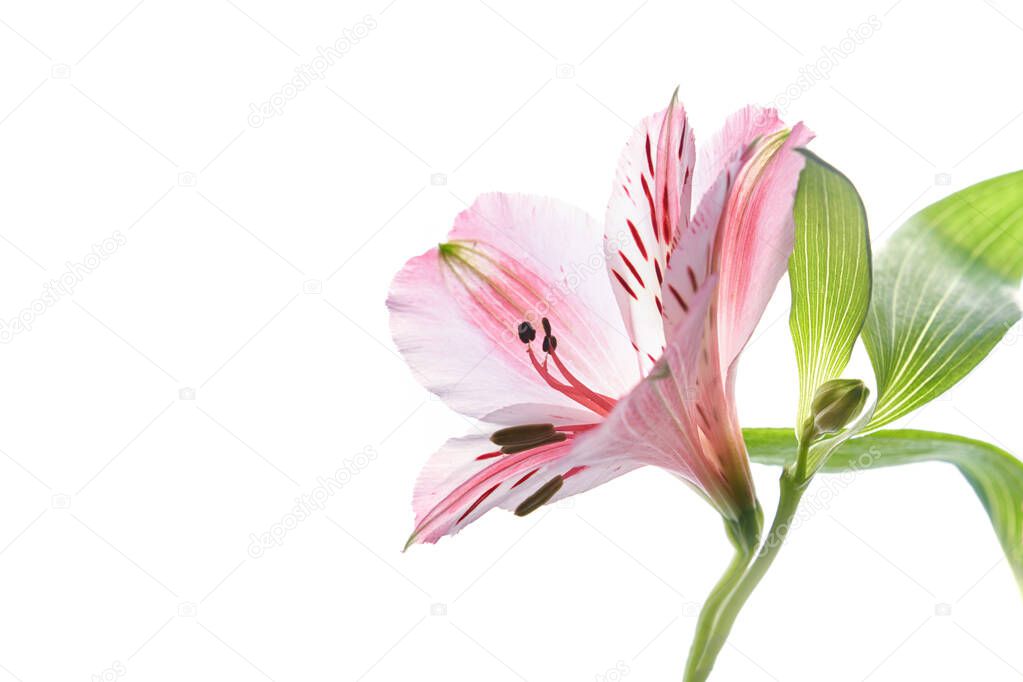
<box><xmin>684</xmin><ymin>438</ymin><xmax>812</xmax><ymax>682</ymax></box>
<box><xmin>682</xmin><ymin>545</ymin><xmax>752</xmax><ymax>679</ymax></box>
<box><xmin>686</xmin><ymin>471</ymin><xmax>807</xmax><ymax>681</ymax></box>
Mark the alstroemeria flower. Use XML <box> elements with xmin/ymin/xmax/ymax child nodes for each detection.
<box><xmin>389</xmin><ymin>93</ymin><xmax>812</xmax><ymax>547</ymax></box>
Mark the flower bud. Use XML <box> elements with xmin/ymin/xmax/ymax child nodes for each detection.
<box><xmin>808</xmin><ymin>379</ymin><xmax>868</xmax><ymax>438</ymax></box>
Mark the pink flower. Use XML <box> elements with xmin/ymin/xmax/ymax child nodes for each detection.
<box><xmin>389</xmin><ymin>92</ymin><xmax>813</xmax><ymax>549</ymax></box>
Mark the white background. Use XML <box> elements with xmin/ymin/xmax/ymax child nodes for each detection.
<box><xmin>1</xmin><ymin>0</ymin><xmax>1022</xmax><ymax>680</ymax></box>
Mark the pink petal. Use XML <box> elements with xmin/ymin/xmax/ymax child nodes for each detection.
<box><xmin>658</xmin><ymin>108</ymin><xmax>813</xmax><ymax>517</ymax></box>
<box><xmin>482</xmin><ymin>403</ymin><xmax>600</xmax><ymax>425</ymax></box>
<box><xmin>660</xmin><ymin>156</ymin><xmax>760</xmax><ymax>517</ymax></box>
<box><xmin>691</xmin><ymin>307</ymin><xmax>756</xmax><ymax>516</ymax></box>
<box><xmin>713</xmin><ymin>121</ymin><xmax>814</xmax><ymax>370</ymax></box>
<box><xmin>408</xmin><ymin>426</ymin><xmax>638</xmax><ymax>546</ymax></box>
<box><xmin>566</xmin><ymin>277</ymin><xmax>750</xmax><ymax>518</ymax></box>
<box><xmin>691</xmin><ymin>106</ymin><xmax>784</xmax><ymax>208</ymax></box>
<box><xmin>659</xmin><ymin>156</ymin><xmax>739</xmax><ymax>333</ymax></box>
<box><xmin>605</xmin><ymin>93</ymin><xmax>696</xmax><ymax>372</ymax></box>
<box><xmin>388</xmin><ymin>194</ymin><xmax>640</xmax><ymax>422</ymax></box>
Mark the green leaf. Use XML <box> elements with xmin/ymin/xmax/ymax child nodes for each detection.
<box><xmin>745</xmin><ymin>427</ymin><xmax>1023</xmax><ymax>594</ymax></box>
<box><xmin>789</xmin><ymin>150</ymin><xmax>872</xmax><ymax>434</ymax></box>
<box><xmin>862</xmin><ymin>170</ymin><xmax>1023</xmax><ymax>429</ymax></box>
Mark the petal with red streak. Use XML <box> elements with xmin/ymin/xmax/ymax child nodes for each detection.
<box><xmin>565</xmin><ymin>279</ymin><xmax>749</xmax><ymax>518</ymax></box>
<box><xmin>407</xmin><ymin>428</ymin><xmax>638</xmax><ymax>546</ymax></box>
<box><xmin>388</xmin><ymin>194</ymin><xmax>639</xmax><ymax>422</ymax></box>
<box><xmin>605</xmin><ymin>94</ymin><xmax>696</xmax><ymax>372</ymax></box>
<box><xmin>713</xmin><ymin>122</ymin><xmax>814</xmax><ymax>371</ymax></box>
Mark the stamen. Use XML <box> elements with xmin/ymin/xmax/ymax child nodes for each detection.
<box><xmin>552</xmin><ymin>424</ymin><xmax>597</xmax><ymax>434</ymax></box>
<box><xmin>541</xmin><ymin>321</ymin><xmax>616</xmax><ymax>414</ymax></box>
<box><xmin>548</xmin><ymin>349</ymin><xmax>614</xmax><ymax>413</ymax></box>
<box><xmin>490</xmin><ymin>424</ymin><xmax>566</xmax><ymax>455</ymax></box>
<box><xmin>491</xmin><ymin>423</ymin><xmax>556</xmax><ymax>446</ymax></box>
<box><xmin>486</xmin><ymin>426</ymin><xmax>595</xmax><ymax>461</ymax></box>
<box><xmin>515</xmin><ymin>318</ymin><xmax>617</xmax><ymax>417</ymax></box>
<box><xmin>500</xmin><ymin>432</ymin><xmax>566</xmax><ymax>454</ymax></box>
<box><xmin>526</xmin><ymin>346</ymin><xmax>610</xmax><ymax>415</ymax></box>
<box><xmin>515</xmin><ymin>319</ymin><xmax>617</xmax><ymax>419</ymax></box>
<box><xmin>523</xmin><ymin>347</ymin><xmax>601</xmax><ymax>411</ymax></box>
<box><xmin>514</xmin><ymin>475</ymin><xmax>564</xmax><ymax>516</ymax></box>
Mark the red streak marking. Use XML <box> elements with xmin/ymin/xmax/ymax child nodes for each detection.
<box><xmin>644</xmin><ymin>134</ymin><xmax>654</xmax><ymax>176</ymax></box>
<box><xmin>668</xmin><ymin>284</ymin><xmax>689</xmax><ymax>312</ymax></box>
<box><xmin>627</xmin><ymin>220</ymin><xmax>648</xmax><ymax>260</ymax></box>
<box><xmin>475</xmin><ymin>450</ymin><xmax>503</xmax><ymax>461</ymax></box>
<box><xmin>654</xmin><ymin>260</ymin><xmax>663</xmax><ymax>286</ymax></box>
<box><xmin>556</xmin><ymin>424</ymin><xmax>597</xmax><ymax>433</ymax></box>
<box><xmin>619</xmin><ymin>251</ymin><xmax>645</xmax><ymax>288</ymax></box>
<box><xmin>563</xmin><ymin>465</ymin><xmax>587</xmax><ymax>480</ymax></box>
<box><xmin>687</xmin><ymin>266</ymin><xmax>699</xmax><ymax>291</ymax></box>
<box><xmin>512</xmin><ymin>469</ymin><xmax>539</xmax><ymax>489</ymax></box>
<box><xmin>695</xmin><ymin>404</ymin><xmax>710</xmax><ymax>427</ymax></box>
<box><xmin>612</xmin><ymin>270</ymin><xmax>638</xmax><ymax>300</ymax></box>
<box><xmin>640</xmin><ymin>175</ymin><xmax>658</xmax><ymax>240</ymax></box>
<box><xmin>655</xmin><ymin>295</ymin><xmax>663</xmax><ymax>315</ymax></box>
<box><xmin>456</xmin><ymin>483</ymin><xmax>500</xmax><ymax>525</ymax></box>
<box><xmin>661</xmin><ymin>186</ymin><xmax>672</xmax><ymax>245</ymax></box>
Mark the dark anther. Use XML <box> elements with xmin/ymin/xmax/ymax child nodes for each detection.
<box><xmin>500</xmin><ymin>432</ymin><xmax>565</xmax><ymax>454</ymax></box>
<box><xmin>490</xmin><ymin>423</ymin><xmax>555</xmax><ymax>446</ymax></box>
<box><xmin>541</xmin><ymin>317</ymin><xmax>552</xmax><ymax>336</ymax></box>
<box><xmin>491</xmin><ymin>423</ymin><xmax>567</xmax><ymax>454</ymax></box>
<box><xmin>541</xmin><ymin>335</ymin><xmax>557</xmax><ymax>353</ymax></box>
<box><xmin>515</xmin><ymin>475</ymin><xmax>564</xmax><ymax>516</ymax></box>
<box><xmin>517</xmin><ymin>321</ymin><xmax>536</xmax><ymax>343</ymax></box>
